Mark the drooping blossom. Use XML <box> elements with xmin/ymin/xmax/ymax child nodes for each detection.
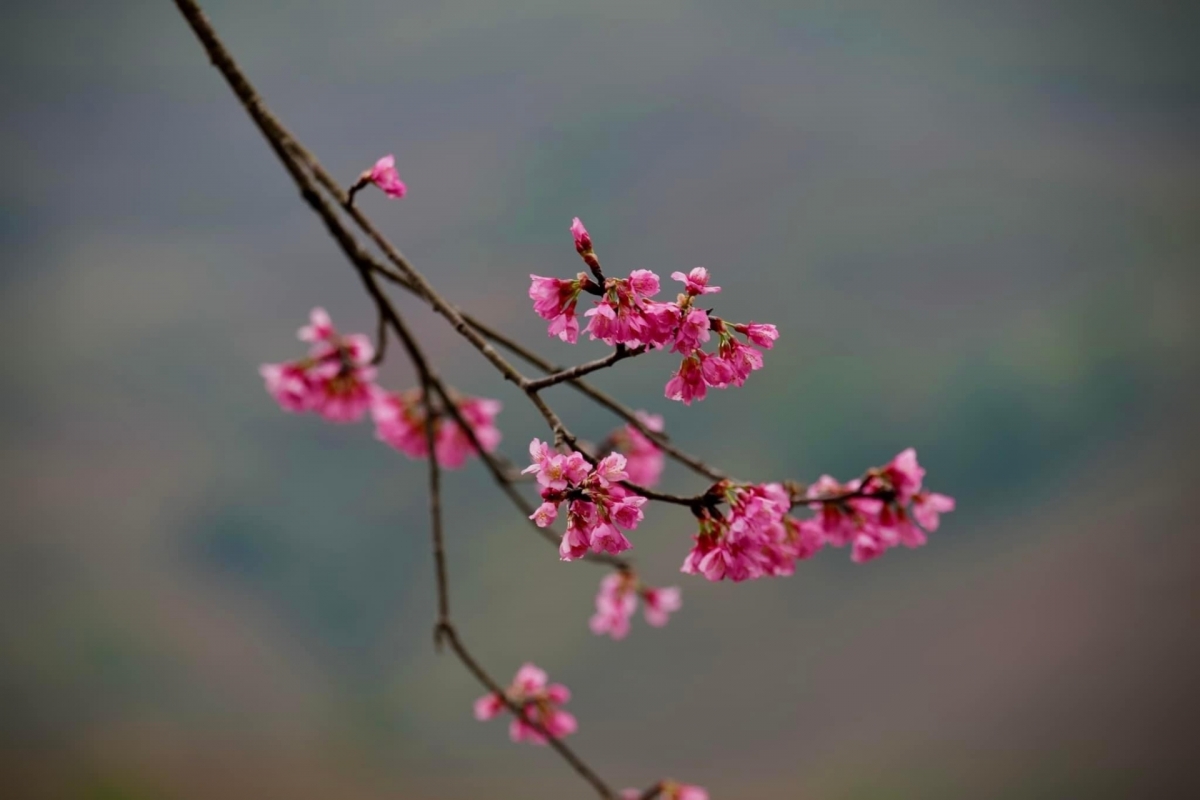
<box><xmin>590</xmin><ymin>571</ymin><xmax>682</xmax><ymax>640</ymax></box>
<box><xmin>474</xmin><ymin>663</ymin><xmax>577</xmax><ymax>745</ymax></box>
<box><xmin>260</xmin><ymin>307</ymin><xmax>378</xmax><ymax>422</ymax></box>
<box><xmin>664</xmin><ymin>353</ymin><xmax>708</xmax><ymax>405</ymax></box>
<box><xmin>607</xmin><ymin>411</ymin><xmax>665</xmax><ymax>487</ymax></box>
<box><xmin>358</xmin><ymin>154</ymin><xmax>407</xmax><ymax>199</ymax></box>
<box><xmin>529</xmin><ymin>274</ymin><xmax>588</xmax><ymax>343</ymax></box>
<box><xmin>371</xmin><ymin>388</ymin><xmax>502</xmax><ymax>469</ymax></box>
<box><xmin>524</xmin><ymin>441</ymin><xmax>647</xmax><ymax>560</ymax></box>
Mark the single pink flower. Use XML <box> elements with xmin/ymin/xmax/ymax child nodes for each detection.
<box><xmin>665</xmin><ymin>353</ymin><xmax>708</xmax><ymax>404</ymax></box>
<box><xmin>366</xmin><ymin>154</ymin><xmax>406</xmax><ymax>198</ymax></box>
<box><xmin>530</xmin><ymin>501</ymin><xmax>559</xmax><ymax>528</ymax></box>
<box><xmin>735</xmin><ymin>322</ymin><xmax>779</xmax><ymax>349</ymax></box>
<box><xmin>671</xmin><ymin>267</ymin><xmax>721</xmax><ymax>295</ymax></box>
<box><xmin>529</xmin><ymin>274</ymin><xmax>584</xmax><ymax>343</ymax></box>
<box><xmin>570</xmin><ymin>216</ymin><xmax>592</xmax><ymax>253</ymax></box>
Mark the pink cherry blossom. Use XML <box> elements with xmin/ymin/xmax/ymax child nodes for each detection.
<box><xmin>590</xmin><ymin>572</ymin><xmax>638</xmax><ymax>640</ymax></box>
<box><xmin>590</xmin><ymin>572</ymin><xmax>682</xmax><ymax>639</ymax></box>
<box><xmin>671</xmin><ymin>307</ymin><xmax>711</xmax><ymax>354</ymax></box>
<box><xmin>665</xmin><ymin>353</ymin><xmax>708</xmax><ymax>405</ymax></box>
<box><xmin>476</xmin><ymin>662</ymin><xmax>577</xmax><ymax>746</ymax></box>
<box><xmin>366</xmin><ymin>154</ymin><xmax>406</xmax><ymax>198</ymax></box>
<box><xmin>524</xmin><ymin>440</ymin><xmax>649</xmax><ymax>561</ymax></box>
<box><xmin>671</xmin><ymin>267</ymin><xmax>721</xmax><ymax>296</ymax></box>
<box><xmin>261</xmin><ymin>308</ymin><xmax>379</xmax><ymax>422</ymax></box>
<box><xmin>570</xmin><ymin>216</ymin><xmax>592</xmax><ymax>254</ymax></box>
<box><xmin>529</xmin><ymin>274</ymin><xmax>585</xmax><ymax>343</ymax></box>
<box><xmin>734</xmin><ymin>322</ymin><xmax>779</xmax><ymax>350</ymax></box>
<box><xmin>372</xmin><ymin>389</ymin><xmax>502</xmax><ymax>468</ymax></box>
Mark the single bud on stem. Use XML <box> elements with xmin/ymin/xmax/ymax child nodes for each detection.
<box><xmin>571</xmin><ymin>216</ymin><xmax>605</xmax><ymax>283</ymax></box>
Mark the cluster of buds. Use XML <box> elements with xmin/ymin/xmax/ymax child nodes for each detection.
<box><xmin>474</xmin><ymin>663</ymin><xmax>576</xmax><ymax>745</ymax></box>
<box><xmin>682</xmin><ymin>449</ymin><xmax>955</xmax><ymax>581</ymax></box>
<box><xmin>259</xmin><ymin>307</ymin><xmax>378</xmax><ymax>422</ymax></box>
<box><xmin>590</xmin><ymin>571</ymin><xmax>682</xmax><ymax>640</ymax></box>
<box><xmin>260</xmin><ymin>308</ymin><xmax>501</xmax><ymax>469</ymax></box>
<box><xmin>524</xmin><ymin>441</ymin><xmax>647</xmax><ymax>560</ymax></box>
<box><xmin>529</xmin><ymin>219</ymin><xmax>778</xmax><ymax>404</ymax></box>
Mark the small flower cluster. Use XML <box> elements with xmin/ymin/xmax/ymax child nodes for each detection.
<box><xmin>590</xmin><ymin>571</ymin><xmax>682</xmax><ymax>640</ymax></box>
<box><xmin>372</xmin><ymin>388</ymin><xmax>502</xmax><ymax>469</ymax></box>
<box><xmin>800</xmin><ymin>448</ymin><xmax>956</xmax><ymax>564</ymax></box>
<box><xmin>607</xmin><ymin>411</ymin><xmax>666</xmax><ymax>487</ymax></box>
<box><xmin>261</xmin><ymin>308</ymin><xmax>501</xmax><ymax>469</ymax></box>
<box><xmin>474</xmin><ymin>663</ymin><xmax>576</xmax><ymax>745</ymax></box>
<box><xmin>681</xmin><ymin>449</ymin><xmax>955</xmax><ymax>581</ymax></box>
<box><xmin>529</xmin><ymin>218</ymin><xmax>778</xmax><ymax>404</ymax></box>
<box><xmin>524</xmin><ymin>440</ymin><xmax>647</xmax><ymax>560</ymax></box>
<box><xmin>621</xmin><ymin>782</ymin><xmax>709</xmax><ymax>800</ymax></box>
<box><xmin>260</xmin><ymin>307</ymin><xmax>378</xmax><ymax>422</ymax></box>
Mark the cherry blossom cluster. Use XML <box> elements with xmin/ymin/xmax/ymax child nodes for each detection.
<box><xmin>474</xmin><ymin>663</ymin><xmax>576</xmax><ymax>745</ymax></box>
<box><xmin>372</xmin><ymin>388</ymin><xmax>502</xmax><ymax>469</ymax></box>
<box><xmin>799</xmin><ymin>447</ymin><xmax>956</xmax><ymax>564</ymax></box>
<box><xmin>524</xmin><ymin>441</ymin><xmax>647</xmax><ymax>560</ymax></box>
<box><xmin>590</xmin><ymin>571</ymin><xmax>682</xmax><ymax>640</ymax></box>
<box><xmin>261</xmin><ymin>308</ymin><xmax>501</xmax><ymax>468</ymax></box>
<box><xmin>259</xmin><ymin>307</ymin><xmax>378</xmax><ymax>422</ymax></box>
<box><xmin>682</xmin><ymin>449</ymin><xmax>955</xmax><ymax>581</ymax></box>
<box><xmin>621</xmin><ymin>783</ymin><xmax>709</xmax><ymax>800</ymax></box>
<box><xmin>529</xmin><ymin>218</ymin><xmax>779</xmax><ymax>404</ymax></box>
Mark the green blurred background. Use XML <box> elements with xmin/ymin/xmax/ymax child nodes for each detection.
<box><xmin>2</xmin><ymin>1</ymin><xmax>1198</xmax><ymax>798</ymax></box>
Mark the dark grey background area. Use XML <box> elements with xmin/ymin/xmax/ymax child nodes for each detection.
<box><xmin>2</xmin><ymin>1</ymin><xmax>1198</xmax><ymax>798</ymax></box>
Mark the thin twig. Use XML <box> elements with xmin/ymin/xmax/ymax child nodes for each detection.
<box><xmin>171</xmin><ymin>3</ymin><xmax>620</xmax><ymax>796</ymax></box>
<box><xmin>525</xmin><ymin>344</ymin><xmax>646</xmax><ymax>392</ymax></box>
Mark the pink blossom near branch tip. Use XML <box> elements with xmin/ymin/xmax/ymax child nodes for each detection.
<box><xmin>365</xmin><ymin>154</ymin><xmax>407</xmax><ymax>198</ymax></box>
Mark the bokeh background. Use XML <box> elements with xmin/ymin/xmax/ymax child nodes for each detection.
<box><xmin>3</xmin><ymin>1</ymin><xmax>1198</xmax><ymax>798</ymax></box>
